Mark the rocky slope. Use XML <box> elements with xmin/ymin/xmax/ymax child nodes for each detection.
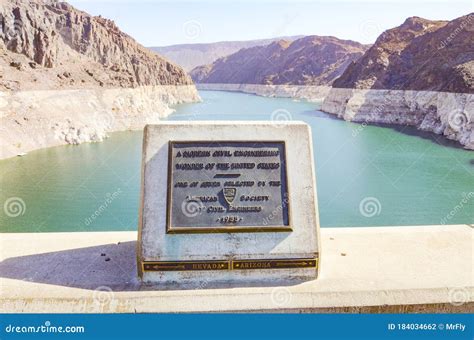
<box><xmin>0</xmin><ymin>0</ymin><xmax>199</xmax><ymax>159</ymax></box>
<box><xmin>0</xmin><ymin>0</ymin><xmax>194</xmax><ymax>90</ymax></box>
<box><xmin>322</xmin><ymin>14</ymin><xmax>474</xmax><ymax>150</ymax></box>
<box><xmin>149</xmin><ymin>36</ymin><xmax>303</xmax><ymax>71</ymax></box>
<box><xmin>190</xmin><ymin>36</ymin><xmax>369</xmax><ymax>85</ymax></box>
<box><xmin>332</xmin><ymin>15</ymin><xmax>474</xmax><ymax>93</ymax></box>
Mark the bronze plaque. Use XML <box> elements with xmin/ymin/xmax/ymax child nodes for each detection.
<box><xmin>166</xmin><ymin>141</ymin><xmax>290</xmax><ymax>233</ymax></box>
<box><xmin>142</xmin><ymin>258</ymin><xmax>318</xmax><ymax>271</ymax></box>
<box><xmin>143</xmin><ymin>260</ymin><xmax>229</xmax><ymax>271</ymax></box>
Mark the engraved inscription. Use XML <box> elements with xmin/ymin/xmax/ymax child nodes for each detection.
<box><xmin>142</xmin><ymin>258</ymin><xmax>318</xmax><ymax>271</ymax></box>
<box><xmin>167</xmin><ymin>141</ymin><xmax>290</xmax><ymax>233</ymax></box>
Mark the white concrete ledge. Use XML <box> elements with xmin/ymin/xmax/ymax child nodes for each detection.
<box><xmin>0</xmin><ymin>225</ymin><xmax>472</xmax><ymax>313</ymax></box>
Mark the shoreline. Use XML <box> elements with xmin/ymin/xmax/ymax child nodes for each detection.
<box><xmin>2</xmin><ymin>84</ymin><xmax>472</xmax><ymax>161</ymax></box>
<box><xmin>321</xmin><ymin>87</ymin><xmax>474</xmax><ymax>151</ymax></box>
<box><xmin>0</xmin><ymin>85</ymin><xmax>201</xmax><ymax>160</ymax></box>
<box><xmin>198</xmin><ymin>88</ymin><xmax>470</xmax><ymax>150</ymax></box>
<box><xmin>196</xmin><ymin>83</ymin><xmax>330</xmax><ymax>102</ymax></box>
<box><xmin>196</xmin><ymin>84</ymin><xmax>473</xmax><ymax>151</ymax></box>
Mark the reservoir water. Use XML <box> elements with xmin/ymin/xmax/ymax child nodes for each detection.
<box><xmin>1</xmin><ymin>90</ymin><xmax>472</xmax><ymax>232</ymax></box>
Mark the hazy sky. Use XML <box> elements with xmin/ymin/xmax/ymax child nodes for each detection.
<box><xmin>68</xmin><ymin>0</ymin><xmax>472</xmax><ymax>46</ymax></box>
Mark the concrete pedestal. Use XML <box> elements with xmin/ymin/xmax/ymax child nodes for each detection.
<box><xmin>138</xmin><ymin>122</ymin><xmax>321</xmax><ymax>284</ymax></box>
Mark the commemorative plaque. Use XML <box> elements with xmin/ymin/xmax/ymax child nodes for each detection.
<box><xmin>167</xmin><ymin>141</ymin><xmax>290</xmax><ymax>233</ymax></box>
<box><xmin>138</xmin><ymin>122</ymin><xmax>320</xmax><ymax>285</ymax></box>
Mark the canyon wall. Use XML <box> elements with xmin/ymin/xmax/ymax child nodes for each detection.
<box><xmin>0</xmin><ymin>85</ymin><xmax>199</xmax><ymax>159</ymax></box>
<box><xmin>321</xmin><ymin>88</ymin><xmax>474</xmax><ymax>150</ymax></box>
<box><xmin>197</xmin><ymin>84</ymin><xmax>473</xmax><ymax>150</ymax></box>
<box><xmin>321</xmin><ymin>14</ymin><xmax>474</xmax><ymax>150</ymax></box>
<box><xmin>0</xmin><ymin>0</ymin><xmax>200</xmax><ymax>159</ymax></box>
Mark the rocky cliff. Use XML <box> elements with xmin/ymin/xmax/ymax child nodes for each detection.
<box><xmin>0</xmin><ymin>0</ymin><xmax>199</xmax><ymax>159</ymax></box>
<box><xmin>332</xmin><ymin>15</ymin><xmax>474</xmax><ymax>93</ymax></box>
<box><xmin>0</xmin><ymin>0</ymin><xmax>194</xmax><ymax>90</ymax></box>
<box><xmin>322</xmin><ymin>14</ymin><xmax>474</xmax><ymax>150</ymax></box>
<box><xmin>190</xmin><ymin>36</ymin><xmax>369</xmax><ymax>85</ymax></box>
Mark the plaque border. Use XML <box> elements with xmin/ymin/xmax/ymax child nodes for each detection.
<box><xmin>166</xmin><ymin>140</ymin><xmax>292</xmax><ymax>234</ymax></box>
<box><xmin>142</xmin><ymin>257</ymin><xmax>318</xmax><ymax>272</ymax></box>
<box><xmin>143</xmin><ymin>260</ymin><xmax>229</xmax><ymax>272</ymax></box>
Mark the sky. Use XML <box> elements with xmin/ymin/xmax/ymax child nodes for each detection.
<box><xmin>68</xmin><ymin>0</ymin><xmax>473</xmax><ymax>47</ymax></box>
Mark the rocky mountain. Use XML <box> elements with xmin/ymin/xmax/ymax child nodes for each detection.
<box><xmin>0</xmin><ymin>0</ymin><xmax>199</xmax><ymax>159</ymax></box>
<box><xmin>150</xmin><ymin>36</ymin><xmax>303</xmax><ymax>71</ymax></box>
<box><xmin>332</xmin><ymin>15</ymin><xmax>474</xmax><ymax>93</ymax></box>
<box><xmin>190</xmin><ymin>36</ymin><xmax>369</xmax><ymax>85</ymax></box>
<box><xmin>0</xmin><ymin>0</ymin><xmax>193</xmax><ymax>91</ymax></box>
<box><xmin>322</xmin><ymin>14</ymin><xmax>474</xmax><ymax>150</ymax></box>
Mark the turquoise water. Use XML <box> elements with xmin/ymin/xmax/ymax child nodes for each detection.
<box><xmin>0</xmin><ymin>90</ymin><xmax>472</xmax><ymax>232</ymax></box>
